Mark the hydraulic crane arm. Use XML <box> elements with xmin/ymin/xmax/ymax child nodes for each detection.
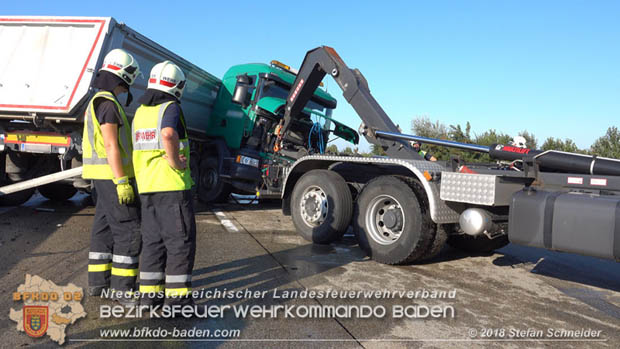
<box><xmin>282</xmin><ymin>46</ymin><xmax>423</xmax><ymax>160</ymax></box>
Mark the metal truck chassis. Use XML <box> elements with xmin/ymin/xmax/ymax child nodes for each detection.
<box><xmin>283</xmin><ymin>155</ymin><xmax>461</xmax><ymax>224</ymax></box>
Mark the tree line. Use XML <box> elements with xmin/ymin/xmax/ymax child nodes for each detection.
<box><xmin>326</xmin><ymin>117</ymin><xmax>620</xmax><ymax>161</ymax></box>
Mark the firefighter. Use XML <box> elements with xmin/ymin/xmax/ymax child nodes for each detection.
<box><xmin>511</xmin><ymin>135</ymin><xmax>527</xmax><ymax>148</ymax></box>
<box><xmin>83</xmin><ymin>49</ymin><xmax>142</xmax><ymax>305</ymax></box>
<box><xmin>411</xmin><ymin>141</ymin><xmax>437</xmax><ymax>161</ymax></box>
<box><xmin>132</xmin><ymin>61</ymin><xmax>196</xmax><ymax>306</ymax></box>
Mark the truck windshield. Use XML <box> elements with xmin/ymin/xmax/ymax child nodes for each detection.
<box><xmin>260</xmin><ymin>80</ymin><xmax>333</xmax><ymax>119</ymax></box>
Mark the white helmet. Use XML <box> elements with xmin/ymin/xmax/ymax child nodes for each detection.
<box><xmin>148</xmin><ymin>61</ymin><xmax>186</xmax><ymax>99</ymax></box>
<box><xmin>100</xmin><ymin>49</ymin><xmax>141</xmax><ymax>86</ymax></box>
<box><xmin>511</xmin><ymin>135</ymin><xmax>527</xmax><ymax>148</ymax></box>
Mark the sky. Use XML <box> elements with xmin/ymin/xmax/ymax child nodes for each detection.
<box><xmin>3</xmin><ymin>1</ymin><xmax>619</xmax><ymax>151</ymax></box>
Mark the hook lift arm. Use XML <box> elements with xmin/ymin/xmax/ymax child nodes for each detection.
<box><xmin>281</xmin><ymin>46</ymin><xmax>423</xmax><ymax>160</ymax></box>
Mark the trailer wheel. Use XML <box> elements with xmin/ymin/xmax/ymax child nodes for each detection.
<box><xmin>39</xmin><ymin>183</ymin><xmax>77</xmax><ymax>202</ymax></box>
<box><xmin>198</xmin><ymin>156</ymin><xmax>231</xmax><ymax>203</ymax></box>
<box><xmin>291</xmin><ymin>170</ymin><xmax>352</xmax><ymax>244</ymax></box>
<box><xmin>354</xmin><ymin>176</ymin><xmax>434</xmax><ymax>265</ymax></box>
<box><xmin>0</xmin><ymin>180</ymin><xmax>35</xmax><ymax>206</ymax></box>
<box><xmin>447</xmin><ymin>234</ymin><xmax>509</xmax><ymax>253</ymax></box>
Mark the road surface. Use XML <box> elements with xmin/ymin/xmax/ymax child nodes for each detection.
<box><xmin>0</xmin><ymin>194</ymin><xmax>618</xmax><ymax>348</ymax></box>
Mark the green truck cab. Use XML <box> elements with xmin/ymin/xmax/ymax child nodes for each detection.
<box><xmin>196</xmin><ymin>61</ymin><xmax>358</xmax><ymax>202</ymax></box>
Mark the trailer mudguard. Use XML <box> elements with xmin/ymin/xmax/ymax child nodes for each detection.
<box><xmin>281</xmin><ymin>155</ymin><xmax>460</xmax><ymax>224</ymax></box>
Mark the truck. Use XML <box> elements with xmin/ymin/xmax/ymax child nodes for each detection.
<box><xmin>276</xmin><ymin>46</ymin><xmax>620</xmax><ymax>264</ymax></box>
<box><xmin>2</xmin><ymin>17</ymin><xmax>617</xmax><ymax>265</ymax></box>
<box><xmin>0</xmin><ymin>16</ymin><xmax>358</xmax><ymax>205</ymax></box>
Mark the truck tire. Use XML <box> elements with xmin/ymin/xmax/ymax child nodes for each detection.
<box><xmin>447</xmin><ymin>234</ymin><xmax>509</xmax><ymax>253</ymax></box>
<box><xmin>0</xmin><ymin>181</ymin><xmax>35</xmax><ymax>206</ymax></box>
<box><xmin>189</xmin><ymin>149</ymin><xmax>200</xmax><ymax>199</ymax></box>
<box><xmin>421</xmin><ymin>224</ymin><xmax>450</xmax><ymax>261</ymax></box>
<box><xmin>354</xmin><ymin>176</ymin><xmax>434</xmax><ymax>265</ymax></box>
<box><xmin>198</xmin><ymin>156</ymin><xmax>231</xmax><ymax>203</ymax></box>
<box><xmin>38</xmin><ymin>183</ymin><xmax>77</xmax><ymax>202</ymax></box>
<box><xmin>86</xmin><ymin>185</ymin><xmax>98</xmax><ymax>206</ymax></box>
<box><xmin>291</xmin><ymin>169</ymin><xmax>352</xmax><ymax>244</ymax></box>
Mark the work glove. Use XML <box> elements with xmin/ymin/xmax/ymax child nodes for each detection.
<box><xmin>113</xmin><ymin>176</ymin><xmax>135</xmax><ymax>205</ymax></box>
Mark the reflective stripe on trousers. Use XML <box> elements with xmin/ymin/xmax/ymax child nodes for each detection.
<box><xmin>88</xmin><ymin>180</ymin><xmax>141</xmax><ymax>291</ymax></box>
<box><xmin>139</xmin><ymin>190</ymin><xmax>196</xmax><ymax>303</ymax></box>
<box><xmin>111</xmin><ymin>254</ymin><xmax>139</xmax><ymax>277</ymax></box>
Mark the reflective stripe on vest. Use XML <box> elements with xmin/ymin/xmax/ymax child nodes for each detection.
<box><xmin>82</xmin><ymin>91</ymin><xmax>134</xmax><ymax>179</ymax></box>
<box><xmin>132</xmin><ymin>101</ymin><xmax>193</xmax><ymax>194</ymax></box>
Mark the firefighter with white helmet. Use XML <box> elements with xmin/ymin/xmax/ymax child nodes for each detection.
<box><xmin>82</xmin><ymin>48</ymin><xmax>142</xmax><ymax>306</ymax></box>
<box><xmin>131</xmin><ymin>61</ymin><xmax>196</xmax><ymax>306</ymax></box>
<box><xmin>511</xmin><ymin>135</ymin><xmax>527</xmax><ymax>148</ymax></box>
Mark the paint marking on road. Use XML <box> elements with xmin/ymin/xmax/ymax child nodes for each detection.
<box><xmin>211</xmin><ymin>209</ymin><xmax>240</xmax><ymax>233</ymax></box>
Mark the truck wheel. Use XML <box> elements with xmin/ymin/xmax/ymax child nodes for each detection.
<box><xmin>198</xmin><ymin>157</ymin><xmax>231</xmax><ymax>203</ymax></box>
<box><xmin>291</xmin><ymin>170</ymin><xmax>352</xmax><ymax>244</ymax></box>
<box><xmin>0</xmin><ymin>181</ymin><xmax>35</xmax><ymax>206</ymax></box>
<box><xmin>38</xmin><ymin>183</ymin><xmax>77</xmax><ymax>202</ymax></box>
<box><xmin>354</xmin><ymin>176</ymin><xmax>434</xmax><ymax>265</ymax></box>
<box><xmin>421</xmin><ymin>224</ymin><xmax>451</xmax><ymax>261</ymax></box>
<box><xmin>447</xmin><ymin>234</ymin><xmax>509</xmax><ymax>253</ymax></box>
<box><xmin>189</xmin><ymin>150</ymin><xmax>200</xmax><ymax>199</ymax></box>
<box><xmin>86</xmin><ymin>185</ymin><xmax>97</xmax><ymax>206</ymax></box>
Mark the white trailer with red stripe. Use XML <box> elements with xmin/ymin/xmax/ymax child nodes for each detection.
<box><xmin>0</xmin><ymin>16</ymin><xmax>220</xmax><ymax>204</ymax></box>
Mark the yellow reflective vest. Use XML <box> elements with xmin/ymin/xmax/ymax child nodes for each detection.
<box><xmin>131</xmin><ymin>101</ymin><xmax>193</xmax><ymax>194</ymax></box>
<box><xmin>82</xmin><ymin>91</ymin><xmax>134</xmax><ymax>180</ymax></box>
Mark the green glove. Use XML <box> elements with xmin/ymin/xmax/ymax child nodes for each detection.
<box><xmin>113</xmin><ymin>176</ymin><xmax>135</xmax><ymax>205</ymax></box>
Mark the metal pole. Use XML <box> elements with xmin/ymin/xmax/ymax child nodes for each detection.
<box><xmin>374</xmin><ymin>130</ymin><xmax>490</xmax><ymax>153</ymax></box>
<box><xmin>0</xmin><ymin>167</ymin><xmax>83</xmax><ymax>196</ymax></box>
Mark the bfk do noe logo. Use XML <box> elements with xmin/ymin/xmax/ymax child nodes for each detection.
<box><xmin>23</xmin><ymin>305</ymin><xmax>49</xmax><ymax>337</ymax></box>
<box><xmin>10</xmin><ymin>274</ymin><xmax>87</xmax><ymax>345</ymax></box>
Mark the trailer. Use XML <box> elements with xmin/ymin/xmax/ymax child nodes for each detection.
<box><xmin>277</xmin><ymin>46</ymin><xmax>620</xmax><ymax>263</ymax></box>
<box><xmin>0</xmin><ymin>17</ymin><xmax>355</xmax><ymax>205</ymax></box>
<box><xmin>0</xmin><ymin>16</ymin><xmax>219</xmax><ymax>204</ymax></box>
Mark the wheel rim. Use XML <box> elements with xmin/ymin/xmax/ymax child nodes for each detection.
<box><xmin>299</xmin><ymin>185</ymin><xmax>328</xmax><ymax>227</ymax></box>
<box><xmin>365</xmin><ymin>194</ymin><xmax>406</xmax><ymax>245</ymax></box>
<box><xmin>202</xmin><ymin>166</ymin><xmax>218</xmax><ymax>191</ymax></box>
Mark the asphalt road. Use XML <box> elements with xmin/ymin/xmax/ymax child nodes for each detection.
<box><xmin>0</xmin><ymin>193</ymin><xmax>618</xmax><ymax>348</ymax></box>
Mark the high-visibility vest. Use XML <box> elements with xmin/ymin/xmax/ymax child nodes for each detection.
<box><xmin>131</xmin><ymin>101</ymin><xmax>193</xmax><ymax>194</ymax></box>
<box><xmin>82</xmin><ymin>91</ymin><xmax>134</xmax><ymax>180</ymax></box>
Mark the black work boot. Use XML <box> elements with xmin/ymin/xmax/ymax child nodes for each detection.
<box><xmin>88</xmin><ymin>286</ymin><xmax>106</xmax><ymax>297</ymax></box>
<box><xmin>111</xmin><ymin>290</ymin><xmax>139</xmax><ymax>308</ymax></box>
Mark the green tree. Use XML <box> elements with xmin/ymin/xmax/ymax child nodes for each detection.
<box><xmin>411</xmin><ymin>117</ymin><xmax>452</xmax><ymax>160</ymax></box>
<box><xmin>449</xmin><ymin>122</ymin><xmax>472</xmax><ymax>143</ymax></box>
<box><xmin>591</xmin><ymin>126</ymin><xmax>620</xmax><ymax>158</ymax></box>
<box><xmin>341</xmin><ymin>146</ymin><xmax>355</xmax><ymax>156</ymax></box>
<box><xmin>326</xmin><ymin>144</ymin><xmax>339</xmax><ymax>154</ymax></box>
<box><xmin>370</xmin><ymin>144</ymin><xmax>387</xmax><ymax>156</ymax></box>
<box><xmin>541</xmin><ymin>137</ymin><xmax>580</xmax><ymax>153</ymax></box>
<box><xmin>474</xmin><ymin>130</ymin><xmax>512</xmax><ymax>146</ymax></box>
<box><xmin>518</xmin><ymin>130</ymin><xmax>538</xmax><ymax>149</ymax></box>
<box><xmin>411</xmin><ymin>117</ymin><xmax>448</xmax><ymax>139</ymax></box>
